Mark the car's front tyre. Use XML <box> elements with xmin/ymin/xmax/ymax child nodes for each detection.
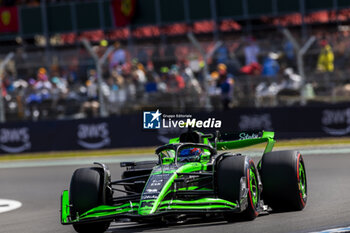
<box><xmin>217</xmin><ymin>155</ymin><xmax>259</xmax><ymax>221</ymax></box>
<box><xmin>69</xmin><ymin>167</ymin><xmax>110</xmax><ymax>233</ymax></box>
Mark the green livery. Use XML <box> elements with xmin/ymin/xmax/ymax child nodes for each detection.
<box><xmin>61</xmin><ymin>129</ymin><xmax>307</xmax><ymax>233</ymax></box>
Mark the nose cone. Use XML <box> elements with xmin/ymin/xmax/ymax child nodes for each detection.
<box><xmin>138</xmin><ymin>200</ymin><xmax>156</xmax><ymax>215</ymax></box>
<box><xmin>137</xmin><ymin>163</ymin><xmax>203</xmax><ymax>216</ymax></box>
<box><xmin>138</xmin><ymin>167</ymin><xmax>175</xmax><ymax>215</ymax></box>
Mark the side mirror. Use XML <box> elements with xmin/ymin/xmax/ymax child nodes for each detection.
<box><xmin>162</xmin><ymin>157</ymin><xmax>174</xmax><ymax>164</ymax></box>
<box><xmin>200</xmin><ymin>154</ymin><xmax>210</xmax><ymax>163</ymax></box>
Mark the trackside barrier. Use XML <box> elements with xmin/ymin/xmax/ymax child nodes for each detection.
<box><xmin>0</xmin><ymin>103</ymin><xmax>350</xmax><ymax>154</ymax></box>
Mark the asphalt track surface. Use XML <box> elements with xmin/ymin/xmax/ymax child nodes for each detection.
<box><xmin>0</xmin><ymin>151</ymin><xmax>350</xmax><ymax>233</ymax></box>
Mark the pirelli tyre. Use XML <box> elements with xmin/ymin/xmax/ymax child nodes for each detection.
<box><xmin>69</xmin><ymin>167</ymin><xmax>110</xmax><ymax>233</ymax></box>
<box><xmin>260</xmin><ymin>150</ymin><xmax>307</xmax><ymax>211</ymax></box>
<box><xmin>217</xmin><ymin>155</ymin><xmax>259</xmax><ymax>221</ymax></box>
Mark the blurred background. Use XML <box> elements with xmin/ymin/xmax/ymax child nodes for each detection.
<box><xmin>2</xmin><ymin>3</ymin><xmax>350</xmax><ymax>233</ymax></box>
<box><xmin>1</xmin><ymin>0</ymin><xmax>350</xmax><ymax>121</ymax></box>
<box><xmin>1</xmin><ymin>0</ymin><xmax>350</xmax><ymax>154</ymax></box>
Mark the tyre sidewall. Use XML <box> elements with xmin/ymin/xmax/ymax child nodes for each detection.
<box><xmin>69</xmin><ymin>167</ymin><xmax>110</xmax><ymax>233</ymax></box>
<box><xmin>70</xmin><ymin>167</ymin><xmax>104</xmax><ymax>217</ymax></box>
<box><xmin>216</xmin><ymin>155</ymin><xmax>259</xmax><ymax>220</ymax></box>
<box><xmin>261</xmin><ymin>150</ymin><xmax>307</xmax><ymax>211</ymax></box>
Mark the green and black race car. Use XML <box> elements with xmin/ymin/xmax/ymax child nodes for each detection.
<box><xmin>60</xmin><ymin>129</ymin><xmax>307</xmax><ymax>233</ymax></box>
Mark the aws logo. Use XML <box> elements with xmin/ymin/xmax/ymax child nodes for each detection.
<box><xmin>1</xmin><ymin>10</ymin><xmax>11</xmax><ymax>26</ymax></box>
<box><xmin>322</xmin><ymin>108</ymin><xmax>350</xmax><ymax>136</ymax></box>
<box><xmin>77</xmin><ymin>123</ymin><xmax>111</xmax><ymax>149</ymax></box>
<box><xmin>0</xmin><ymin>127</ymin><xmax>31</xmax><ymax>153</ymax></box>
<box><xmin>239</xmin><ymin>114</ymin><xmax>273</xmax><ymax>131</ymax></box>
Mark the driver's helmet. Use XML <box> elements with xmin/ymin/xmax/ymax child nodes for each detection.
<box><xmin>178</xmin><ymin>148</ymin><xmax>202</xmax><ymax>162</ymax></box>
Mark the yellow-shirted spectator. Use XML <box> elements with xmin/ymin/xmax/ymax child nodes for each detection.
<box><xmin>317</xmin><ymin>40</ymin><xmax>334</xmax><ymax>72</ymax></box>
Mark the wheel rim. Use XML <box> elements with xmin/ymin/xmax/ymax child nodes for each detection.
<box><xmin>298</xmin><ymin>160</ymin><xmax>307</xmax><ymax>199</ymax></box>
<box><xmin>249</xmin><ymin>167</ymin><xmax>258</xmax><ymax>207</ymax></box>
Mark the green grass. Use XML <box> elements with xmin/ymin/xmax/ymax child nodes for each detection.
<box><xmin>1</xmin><ymin>137</ymin><xmax>350</xmax><ymax>162</ymax></box>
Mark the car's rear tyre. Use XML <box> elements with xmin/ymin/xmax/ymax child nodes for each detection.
<box><xmin>217</xmin><ymin>155</ymin><xmax>259</xmax><ymax>221</ymax></box>
<box><xmin>70</xmin><ymin>167</ymin><xmax>110</xmax><ymax>233</ymax></box>
<box><xmin>260</xmin><ymin>150</ymin><xmax>307</xmax><ymax>211</ymax></box>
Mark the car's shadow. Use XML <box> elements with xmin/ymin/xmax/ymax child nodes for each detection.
<box><xmin>105</xmin><ymin>215</ymin><xmax>263</xmax><ymax>233</ymax></box>
<box><xmin>106</xmin><ymin>217</ymin><xmax>234</xmax><ymax>233</ymax></box>
<box><xmin>104</xmin><ymin>208</ymin><xmax>296</xmax><ymax>232</ymax></box>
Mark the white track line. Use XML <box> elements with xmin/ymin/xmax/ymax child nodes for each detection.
<box><xmin>310</xmin><ymin>226</ymin><xmax>350</xmax><ymax>233</ymax></box>
<box><xmin>0</xmin><ymin>199</ymin><xmax>22</xmax><ymax>213</ymax></box>
<box><xmin>0</xmin><ymin>156</ymin><xmax>155</xmax><ymax>169</ymax></box>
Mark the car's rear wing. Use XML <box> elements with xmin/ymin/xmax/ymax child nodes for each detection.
<box><xmin>169</xmin><ymin>129</ymin><xmax>275</xmax><ymax>154</ymax></box>
<box><xmin>214</xmin><ymin>131</ymin><xmax>275</xmax><ymax>154</ymax></box>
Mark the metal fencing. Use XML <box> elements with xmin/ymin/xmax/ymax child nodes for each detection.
<box><xmin>1</xmin><ymin>31</ymin><xmax>350</xmax><ymax>122</ymax></box>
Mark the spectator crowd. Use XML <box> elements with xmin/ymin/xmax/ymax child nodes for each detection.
<box><xmin>2</xmin><ymin>27</ymin><xmax>350</xmax><ymax>121</ymax></box>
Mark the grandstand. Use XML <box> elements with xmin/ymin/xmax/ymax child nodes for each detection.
<box><xmin>1</xmin><ymin>0</ymin><xmax>350</xmax><ymax>122</ymax></box>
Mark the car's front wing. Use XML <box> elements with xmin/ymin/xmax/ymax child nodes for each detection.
<box><xmin>61</xmin><ymin>190</ymin><xmax>244</xmax><ymax>225</ymax></box>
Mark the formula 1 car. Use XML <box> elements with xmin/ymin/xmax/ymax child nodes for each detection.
<box><xmin>61</xmin><ymin>129</ymin><xmax>307</xmax><ymax>233</ymax></box>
